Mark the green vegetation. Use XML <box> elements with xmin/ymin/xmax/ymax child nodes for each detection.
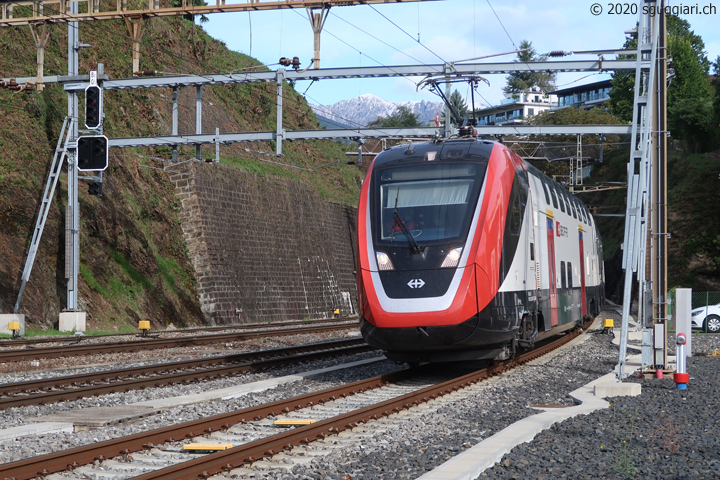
<box><xmin>609</xmin><ymin>15</ymin><xmax>719</xmax><ymax>152</ymax></box>
<box><xmin>0</xmin><ymin>13</ymin><xmax>363</xmax><ymax>330</ymax></box>
<box><xmin>503</xmin><ymin>39</ymin><xmax>557</xmax><ymax>94</ymax></box>
<box><xmin>367</xmin><ymin>105</ymin><xmax>422</xmax><ymax>128</ymax></box>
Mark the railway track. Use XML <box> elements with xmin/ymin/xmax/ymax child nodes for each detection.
<box><xmin>0</xmin><ymin>338</ymin><xmax>373</xmax><ymax>410</ymax></box>
<box><xmin>0</xmin><ymin>318</ymin><xmax>356</xmax><ymax>347</ymax></box>
<box><xmin>1</xmin><ymin>324</ymin><xmax>586</xmax><ymax>480</ymax></box>
<box><xmin>0</xmin><ymin>322</ymin><xmax>359</xmax><ymax>362</ymax></box>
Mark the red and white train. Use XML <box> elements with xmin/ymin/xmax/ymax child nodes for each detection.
<box><xmin>356</xmin><ymin>136</ymin><xmax>605</xmax><ymax>363</ymax></box>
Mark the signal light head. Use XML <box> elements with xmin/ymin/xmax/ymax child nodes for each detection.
<box><xmin>84</xmin><ymin>85</ymin><xmax>102</xmax><ymax>129</ymax></box>
<box><xmin>77</xmin><ymin>135</ymin><xmax>108</xmax><ymax>171</ymax></box>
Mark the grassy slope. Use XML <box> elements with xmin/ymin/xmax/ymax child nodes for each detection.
<box><xmin>0</xmin><ymin>15</ymin><xmax>363</xmax><ymax>331</ymax></box>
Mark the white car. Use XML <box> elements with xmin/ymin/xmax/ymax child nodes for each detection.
<box><xmin>691</xmin><ymin>303</ymin><xmax>720</xmax><ymax>333</ymax></box>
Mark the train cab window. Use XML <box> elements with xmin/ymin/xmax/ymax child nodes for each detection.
<box><xmin>374</xmin><ymin>163</ymin><xmax>486</xmax><ymax>245</ymax></box>
<box><xmin>568</xmin><ymin>196</ymin><xmax>577</xmax><ymax>219</ymax></box>
<box><xmin>567</xmin><ymin>262</ymin><xmax>573</xmax><ymax>289</ymax></box>
<box><xmin>560</xmin><ymin>261</ymin><xmax>567</xmax><ymax>289</ymax></box>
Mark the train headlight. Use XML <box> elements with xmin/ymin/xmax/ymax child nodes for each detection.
<box><xmin>440</xmin><ymin>247</ymin><xmax>463</xmax><ymax>268</ymax></box>
<box><xmin>376</xmin><ymin>251</ymin><xmax>395</xmax><ymax>271</ymax></box>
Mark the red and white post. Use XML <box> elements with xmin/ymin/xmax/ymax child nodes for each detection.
<box><xmin>674</xmin><ymin>333</ymin><xmax>689</xmax><ymax>390</ymax></box>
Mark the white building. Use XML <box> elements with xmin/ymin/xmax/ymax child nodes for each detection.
<box><xmin>475</xmin><ymin>87</ymin><xmax>557</xmax><ymax>126</ymax></box>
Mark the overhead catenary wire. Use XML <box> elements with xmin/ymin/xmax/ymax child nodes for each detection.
<box><xmin>368</xmin><ymin>4</ymin><xmax>446</xmax><ymax>64</ymax></box>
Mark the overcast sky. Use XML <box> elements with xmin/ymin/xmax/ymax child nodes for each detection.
<box><xmin>200</xmin><ymin>0</ymin><xmax>720</xmax><ymax>107</ymax></box>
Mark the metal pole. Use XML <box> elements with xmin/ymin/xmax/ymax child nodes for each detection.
<box><xmin>652</xmin><ymin>0</ymin><xmax>668</xmax><ymax>368</ymax></box>
<box><xmin>172</xmin><ymin>86</ymin><xmax>178</xmax><ymax>161</ymax></box>
<box><xmin>67</xmin><ymin>3</ymin><xmax>79</xmax><ymax>310</ymax></box>
<box><xmin>196</xmin><ymin>85</ymin><xmax>202</xmax><ymax>161</ymax></box>
<box><xmin>276</xmin><ymin>69</ymin><xmax>285</xmax><ymax>156</ymax></box>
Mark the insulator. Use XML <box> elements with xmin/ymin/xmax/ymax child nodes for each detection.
<box><xmin>547</xmin><ymin>50</ymin><xmax>567</xmax><ymax>57</ymax></box>
<box><xmin>292</xmin><ymin>56</ymin><xmax>301</xmax><ymax>70</ymax></box>
<box><xmin>279</xmin><ymin>57</ymin><xmax>292</xmax><ymax>67</ymax></box>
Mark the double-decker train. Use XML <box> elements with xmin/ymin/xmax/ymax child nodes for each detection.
<box><xmin>356</xmin><ymin>134</ymin><xmax>604</xmax><ymax>363</ymax></box>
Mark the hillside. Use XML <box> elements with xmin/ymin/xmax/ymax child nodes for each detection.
<box><xmin>0</xmin><ymin>16</ymin><xmax>363</xmax><ymax>330</ymax></box>
<box><xmin>582</xmin><ymin>147</ymin><xmax>720</xmax><ymax>299</ymax></box>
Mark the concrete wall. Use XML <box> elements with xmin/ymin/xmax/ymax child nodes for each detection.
<box><xmin>169</xmin><ymin>162</ymin><xmax>358</xmax><ymax>325</ymax></box>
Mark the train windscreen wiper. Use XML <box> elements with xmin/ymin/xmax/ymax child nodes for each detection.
<box><xmin>392</xmin><ymin>195</ymin><xmax>424</xmax><ymax>254</ymax></box>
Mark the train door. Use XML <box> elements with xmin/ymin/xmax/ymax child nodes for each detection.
<box><xmin>578</xmin><ymin>227</ymin><xmax>587</xmax><ymax>316</ymax></box>
<box><xmin>546</xmin><ymin>212</ymin><xmax>559</xmax><ymax>326</ymax></box>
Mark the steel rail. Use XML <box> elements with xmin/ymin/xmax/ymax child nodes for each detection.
<box><xmin>0</xmin><ymin>337</ymin><xmax>366</xmax><ymax>395</ymax></box>
<box><xmin>0</xmin><ymin>341</ymin><xmax>373</xmax><ymax>410</ymax></box>
<box><xmin>0</xmin><ymin>324</ymin><xmax>587</xmax><ymax>480</ymax></box>
<box><xmin>0</xmin><ymin>318</ymin><xmax>357</xmax><ymax>347</ymax></box>
<box><xmin>133</xmin><ymin>326</ymin><xmax>587</xmax><ymax>480</ymax></box>
<box><xmin>0</xmin><ymin>323</ymin><xmax>359</xmax><ymax>361</ymax></box>
<box><xmin>0</xmin><ymin>369</ymin><xmax>414</xmax><ymax>480</ymax></box>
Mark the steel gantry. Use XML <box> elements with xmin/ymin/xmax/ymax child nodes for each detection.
<box><xmin>616</xmin><ymin>0</ymin><xmax>668</xmax><ymax>379</ymax></box>
<box><xmin>0</xmin><ymin>0</ymin><xmax>435</xmax><ymax>81</ymax></box>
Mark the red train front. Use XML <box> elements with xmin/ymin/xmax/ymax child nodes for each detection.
<box><xmin>357</xmin><ymin>136</ymin><xmax>604</xmax><ymax>363</ymax></box>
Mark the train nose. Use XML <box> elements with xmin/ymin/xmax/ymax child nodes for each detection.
<box><xmin>360</xmin><ymin>315</ymin><xmax>482</xmax><ymax>352</ymax></box>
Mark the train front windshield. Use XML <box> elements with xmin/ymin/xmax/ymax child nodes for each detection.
<box><xmin>373</xmin><ymin>163</ymin><xmax>485</xmax><ymax>246</ymax></box>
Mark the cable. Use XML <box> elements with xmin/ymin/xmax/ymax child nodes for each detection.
<box><xmin>485</xmin><ymin>0</ymin><xmax>518</xmax><ymax>51</ymax></box>
<box><xmin>368</xmin><ymin>4</ymin><xmax>446</xmax><ymax>64</ymax></box>
<box><xmin>329</xmin><ymin>11</ymin><xmax>428</xmax><ymax>65</ymax></box>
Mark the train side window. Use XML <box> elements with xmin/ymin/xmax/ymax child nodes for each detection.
<box><xmin>549</xmin><ymin>185</ymin><xmax>558</xmax><ymax>209</ymax></box>
<box><xmin>572</xmin><ymin>198</ymin><xmax>583</xmax><ymax>223</ymax></box>
<box><xmin>541</xmin><ymin>181</ymin><xmax>551</xmax><ymax>206</ymax></box>
<box><xmin>553</xmin><ymin>185</ymin><xmax>565</xmax><ymax>213</ymax></box>
<box><xmin>569</xmin><ymin>195</ymin><xmax>577</xmax><ymax>219</ymax></box>
<box><xmin>510</xmin><ymin>193</ymin><xmax>521</xmax><ymax>235</ymax></box>
<box><xmin>567</xmin><ymin>262</ymin><xmax>573</xmax><ymax>289</ymax></box>
<box><xmin>573</xmin><ymin>197</ymin><xmax>582</xmax><ymax>223</ymax></box>
<box><xmin>560</xmin><ymin>261</ymin><xmax>567</xmax><ymax>289</ymax></box>
<box><xmin>530</xmin><ymin>242</ymin><xmax>535</xmax><ymax>261</ymax></box>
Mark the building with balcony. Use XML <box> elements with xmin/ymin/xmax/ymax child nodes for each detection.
<box><xmin>551</xmin><ymin>79</ymin><xmax>612</xmax><ymax>109</ymax></box>
<box><xmin>475</xmin><ymin>87</ymin><xmax>557</xmax><ymax>126</ymax></box>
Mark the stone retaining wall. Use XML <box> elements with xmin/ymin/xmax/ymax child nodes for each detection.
<box><xmin>169</xmin><ymin>162</ymin><xmax>358</xmax><ymax>324</ymax></box>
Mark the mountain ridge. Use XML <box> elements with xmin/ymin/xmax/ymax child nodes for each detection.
<box><xmin>310</xmin><ymin>93</ymin><xmax>443</xmax><ymax>128</ymax></box>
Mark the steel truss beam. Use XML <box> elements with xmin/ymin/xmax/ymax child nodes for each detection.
<box><xmin>107</xmin><ymin>125</ymin><xmax>633</xmax><ymax>149</ymax></box>
<box><xmin>2</xmin><ymin>57</ymin><xmax>644</xmax><ymax>90</ymax></box>
<box><xmin>0</xmin><ymin>0</ymin><xmax>432</xmax><ymax>27</ymax></box>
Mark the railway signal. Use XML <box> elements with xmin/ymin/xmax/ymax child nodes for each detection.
<box><xmin>77</xmin><ymin>135</ymin><xmax>108</xmax><ymax>171</ymax></box>
<box><xmin>84</xmin><ymin>84</ymin><xmax>103</xmax><ymax>129</ymax></box>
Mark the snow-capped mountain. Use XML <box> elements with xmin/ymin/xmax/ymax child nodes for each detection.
<box><xmin>310</xmin><ymin>94</ymin><xmax>444</xmax><ymax>128</ymax></box>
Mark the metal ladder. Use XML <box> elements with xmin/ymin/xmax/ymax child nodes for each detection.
<box><xmin>14</xmin><ymin>116</ymin><xmax>74</xmax><ymax>313</ymax></box>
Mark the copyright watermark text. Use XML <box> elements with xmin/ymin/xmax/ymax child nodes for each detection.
<box><xmin>590</xmin><ymin>3</ymin><xmax>717</xmax><ymax>16</ymax></box>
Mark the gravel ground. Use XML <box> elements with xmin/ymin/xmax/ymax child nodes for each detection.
<box><xmin>2</xmin><ymin>315</ymin><xmax>719</xmax><ymax>480</ymax></box>
<box><xmin>252</xmin><ymin>320</ymin><xmax>720</xmax><ymax>480</ymax></box>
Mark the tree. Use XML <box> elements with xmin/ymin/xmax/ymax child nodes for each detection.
<box><xmin>367</xmin><ymin>106</ymin><xmax>421</xmax><ymax>128</ymax></box>
<box><xmin>449</xmin><ymin>90</ymin><xmax>468</xmax><ymax>126</ymax></box>
<box><xmin>713</xmin><ymin>56</ymin><xmax>720</xmax><ymax>137</ymax></box>
<box><xmin>609</xmin><ymin>16</ymin><xmax>716</xmax><ymax>151</ymax></box>
<box><xmin>503</xmin><ymin>40</ymin><xmax>556</xmax><ymax>95</ymax></box>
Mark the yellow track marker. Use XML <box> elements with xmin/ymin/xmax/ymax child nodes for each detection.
<box><xmin>183</xmin><ymin>444</ymin><xmax>234</xmax><ymax>451</ymax></box>
<box><xmin>274</xmin><ymin>419</ymin><xmax>317</xmax><ymax>426</ymax></box>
